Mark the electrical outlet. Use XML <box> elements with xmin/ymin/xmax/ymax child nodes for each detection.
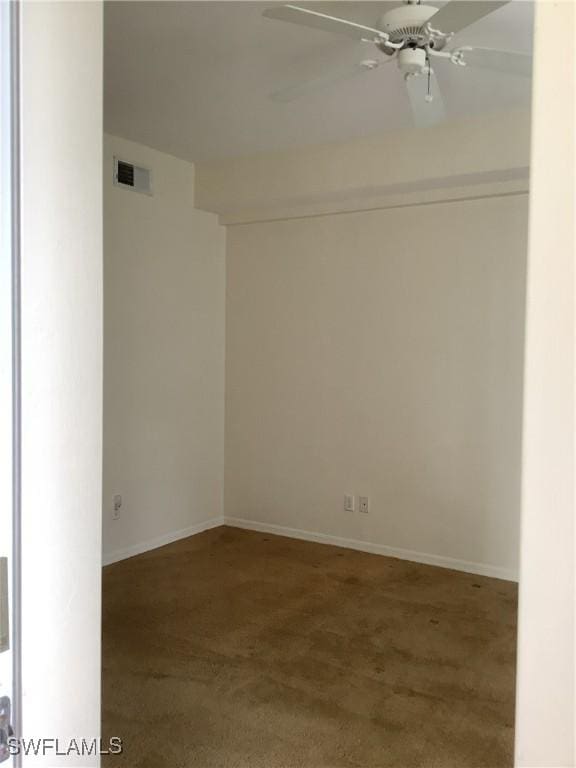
<box><xmin>359</xmin><ymin>496</ymin><xmax>370</xmax><ymax>514</ymax></box>
<box><xmin>344</xmin><ymin>494</ymin><xmax>355</xmax><ymax>512</ymax></box>
<box><xmin>113</xmin><ymin>494</ymin><xmax>122</xmax><ymax>520</ymax></box>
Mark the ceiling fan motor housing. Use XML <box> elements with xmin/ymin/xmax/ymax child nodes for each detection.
<box><xmin>377</xmin><ymin>3</ymin><xmax>443</xmax><ymax>54</ymax></box>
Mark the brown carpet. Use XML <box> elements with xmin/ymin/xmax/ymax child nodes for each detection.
<box><xmin>102</xmin><ymin>526</ymin><xmax>517</xmax><ymax>768</ymax></box>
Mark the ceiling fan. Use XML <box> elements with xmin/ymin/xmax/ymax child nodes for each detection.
<box><xmin>263</xmin><ymin>0</ymin><xmax>531</xmax><ymax>126</ymax></box>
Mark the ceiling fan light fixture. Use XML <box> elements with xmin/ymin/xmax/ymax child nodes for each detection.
<box><xmin>264</xmin><ymin>1</ymin><xmax>532</xmax><ymax>124</ymax></box>
<box><xmin>397</xmin><ymin>47</ymin><xmax>427</xmax><ymax>75</ymax></box>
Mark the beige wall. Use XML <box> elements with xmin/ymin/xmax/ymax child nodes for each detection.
<box><xmin>21</xmin><ymin>2</ymin><xmax>103</xmax><ymax>762</ymax></box>
<box><xmin>514</xmin><ymin>0</ymin><xmax>575</xmax><ymax>764</ymax></box>
<box><xmin>225</xmin><ymin>194</ymin><xmax>527</xmax><ymax>579</ymax></box>
<box><xmin>103</xmin><ymin>135</ymin><xmax>225</xmax><ymax>563</ymax></box>
<box><xmin>102</xmin><ymin>113</ymin><xmax>530</xmax><ymax>582</ymax></box>
<box><xmin>196</xmin><ymin>110</ymin><xmax>530</xmax><ymax>225</ymax></box>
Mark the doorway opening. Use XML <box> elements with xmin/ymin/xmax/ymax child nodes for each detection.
<box><xmin>101</xmin><ymin>2</ymin><xmax>534</xmax><ymax>766</ymax></box>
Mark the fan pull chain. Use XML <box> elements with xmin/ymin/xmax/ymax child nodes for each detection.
<box><xmin>425</xmin><ymin>52</ymin><xmax>433</xmax><ymax>103</ymax></box>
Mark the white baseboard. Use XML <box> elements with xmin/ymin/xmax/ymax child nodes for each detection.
<box><xmin>224</xmin><ymin>516</ymin><xmax>518</xmax><ymax>582</ymax></box>
<box><xmin>102</xmin><ymin>516</ymin><xmax>225</xmax><ymax>566</ymax></box>
<box><xmin>102</xmin><ymin>514</ymin><xmax>518</xmax><ymax>582</ymax></box>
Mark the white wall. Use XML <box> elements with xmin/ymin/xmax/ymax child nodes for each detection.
<box><xmin>103</xmin><ymin>135</ymin><xmax>225</xmax><ymax>563</ymax></box>
<box><xmin>196</xmin><ymin>110</ymin><xmax>530</xmax><ymax>224</ymax></box>
<box><xmin>21</xmin><ymin>2</ymin><xmax>102</xmax><ymax>764</ymax></box>
<box><xmin>225</xmin><ymin>193</ymin><xmax>527</xmax><ymax>579</ymax></box>
<box><xmin>514</xmin><ymin>0</ymin><xmax>575</xmax><ymax>764</ymax></box>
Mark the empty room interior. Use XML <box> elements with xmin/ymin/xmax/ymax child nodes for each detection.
<box><xmin>101</xmin><ymin>1</ymin><xmax>533</xmax><ymax>766</ymax></box>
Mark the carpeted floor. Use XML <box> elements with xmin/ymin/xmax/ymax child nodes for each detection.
<box><xmin>102</xmin><ymin>526</ymin><xmax>517</xmax><ymax>768</ymax></box>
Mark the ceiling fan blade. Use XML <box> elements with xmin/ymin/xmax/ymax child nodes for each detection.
<box><xmin>427</xmin><ymin>1</ymin><xmax>510</xmax><ymax>35</ymax></box>
<box><xmin>263</xmin><ymin>4</ymin><xmax>386</xmax><ymax>42</ymax></box>
<box><xmin>459</xmin><ymin>46</ymin><xmax>532</xmax><ymax>77</ymax></box>
<box><xmin>404</xmin><ymin>70</ymin><xmax>446</xmax><ymax>128</ymax></box>
<box><xmin>270</xmin><ymin>58</ymin><xmax>386</xmax><ymax>102</ymax></box>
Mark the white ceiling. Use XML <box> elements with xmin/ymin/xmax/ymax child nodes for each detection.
<box><xmin>104</xmin><ymin>1</ymin><xmax>533</xmax><ymax>163</ymax></box>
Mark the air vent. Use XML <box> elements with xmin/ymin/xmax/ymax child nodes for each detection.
<box><xmin>117</xmin><ymin>160</ymin><xmax>134</xmax><ymax>186</ymax></box>
<box><xmin>113</xmin><ymin>157</ymin><xmax>152</xmax><ymax>195</ymax></box>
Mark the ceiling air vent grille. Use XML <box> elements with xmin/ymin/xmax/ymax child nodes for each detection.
<box><xmin>113</xmin><ymin>157</ymin><xmax>152</xmax><ymax>195</ymax></box>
